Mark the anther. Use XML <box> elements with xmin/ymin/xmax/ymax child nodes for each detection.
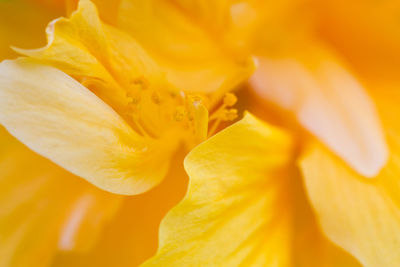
<box><xmin>130</xmin><ymin>76</ymin><xmax>149</xmax><ymax>90</ymax></box>
<box><xmin>151</xmin><ymin>92</ymin><xmax>162</xmax><ymax>105</ymax></box>
<box><xmin>174</xmin><ymin>106</ymin><xmax>187</xmax><ymax>122</ymax></box>
<box><xmin>223</xmin><ymin>93</ymin><xmax>237</xmax><ymax>107</ymax></box>
<box><xmin>223</xmin><ymin>109</ymin><xmax>238</xmax><ymax>121</ymax></box>
<box><xmin>127</xmin><ymin>92</ymin><xmax>141</xmax><ymax>105</ymax></box>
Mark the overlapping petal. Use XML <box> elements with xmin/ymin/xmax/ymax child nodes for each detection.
<box><xmin>298</xmin><ymin>76</ymin><xmax>400</xmax><ymax>267</ymax></box>
<box><xmin>251</xmin><ymin>44</ymin><xmax>388</xmax><ymax>177</ymax></box>
<box><xmin>300</xmin><ymin>141</ymin><xmax>400</xmax><ymax>267</ymax></box>
<box><xmin>0</xmin><ymin>59</ymin><xmax>175</xmax><ymax>195</ymax></box>
<box><xmin>142</xmin><ymin>112</ymin><xmax>361</xmax><ymax>266</ymax></box>
<box><xmin>117</xmin><ymin>0</ymin><xmax>255</xmax><ymax>95</ymax></box>
<box><xmin>14</xmin><ymin>0</ymin><xmax>167</xmax><ymax>114</ymax></box>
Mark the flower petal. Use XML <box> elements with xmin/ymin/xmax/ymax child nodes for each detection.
<box><xmin>14</xmin><ymin>0</ymin><xmax>167</xmax><ymax>114</ymax></box>
<box><xmin>142</xmin><ymin>113</ymin><xmax>294</xmax><ymax>266</ymax></box>
<box><xmin>13</xmin><ymin>0</ymin><xmax>115</xmax><ymax>82</ymax></box>
<box><xmin>0</xmin><ymin>127</ymin><xmax>121</xmax><ymax>266</ymax></box>
<box><xmin>0</xmin><ymin>59</ymin><xmax>175</xmax><ymax>195</ymax></box>
<box><xmin>291</xmin><ymin>175</ymin><xmax>362</xmax><ymax>267</ymax></box>
<box><xmin>117</xmin><ymin>0</ymin><xmax>255</xmax><ymax>94</ymax></box>
<box><xmin>251</xmin><ymin>45</ymin><xmax>388</xmax><ymax>177</ymax></box>
<box><xmin>300</xmin><ymin>141</ymin><xmax>400</xmax><ymax>267</ymax></box>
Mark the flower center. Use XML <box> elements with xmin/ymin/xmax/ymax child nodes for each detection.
<box><xmin>79</xmin><ymin>71</ymin><xmax>238</xmax><ymax>150</ymax></box>
<box><xmin>119</xmin><ymin>75</ymin><xmax>238</xmax><ymax>147</ymax></box>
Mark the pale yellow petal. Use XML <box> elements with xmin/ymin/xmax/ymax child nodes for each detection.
<box><xmin>251</xmin><ymin>44</ymin><xmax>388</xmax><ymax>177</ymax></box>
<box><xmin>143</xmin><ymin>113</ymin><xmax>294</xmax><ymax>266</ymax></box>
<box><xmin>0</xmin><ymin>127</ymin><xmax>121</xmax><ymax>267</ymax></box>
<box><xmin>300</xmin><ymin>141</ymin><xmax>400</xmax><ymax>267</ymax></box>
<box><xmin>117</xmin><ymin>0</ymin><xmax>255</xmax><ymax>94</ymax></box>
<box><xmin>0</xmin><ymin>59</ymin><xmax>175</xmax><ymax>195</ymax></box>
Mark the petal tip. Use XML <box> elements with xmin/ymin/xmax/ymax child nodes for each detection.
<box><xmin>351</xmin><ymin>144</ymin><xmax>389</xmax><ymax>178</ymax></box>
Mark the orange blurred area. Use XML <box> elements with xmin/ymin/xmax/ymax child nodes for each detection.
<box><xmin>311</xmin><ymin>0</ymin><xmax>400</xmax><ymax>80</ymax></box>
<box><xmin>51</xmin><ymin>149</ymin><xmax>189</xmax><ymax>267</ymax></box>
<box><xmin>0</xmin><ymin>0</ymin><xmax>67</xmax><ymax>59</ymax></box>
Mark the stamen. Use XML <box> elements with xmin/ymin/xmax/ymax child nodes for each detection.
<box><xmin>209</xmin><ymin>93</ymin><xmax>238</xmax><ymax>121</ymax></box>
<box><xmin>208</xmin><ymin>118</ymin><xmax>222</xmax><ymax>137</ymax></box>
<box><xmin>127</xmin><ymin>93</ymin><xmax>141</xmax><ymax>105</ymax></box>
<box><xmin>128</xmin><ymin>104</ymin><xmax>150</xmax><ymax>138</ymax></box>
<box><xmin>223</xmin><ymin>109</ymin><xmax>238</xmax><ymax>121</ymax></box>
<box><xmin>130</xmin><ymin>76</ymin><xmax>150</xmax><ymax>90</ymax></box>
<box><xmin>174</xmin><ymin>106</ymin><xmax>187</xmax><ymax>122</ymax></box>
<box><xmin>151</xmin><ymin>92</ymin><xmax>162</xmax><ymax>105</ymax></box>
<box><xmin>124</xmin><ymin>80</ymin><xmax>237</xmax><ymax>145</ymax></box>
<box><xmin>223</xmin><ymin>93</ymin><xmax>238</xmax><ymax>106</ymax></box>
<box><xmin>208</xmin><ymin>93</ymin><xmax>238</xmax><ymax>137</ymax></box>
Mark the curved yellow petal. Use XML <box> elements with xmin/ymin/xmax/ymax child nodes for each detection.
<box><xmin>0</xmin><ymin>59</ymin><xmax>175</xmax><ymax>195</ymax></box>
<box><xmin>14</xmin><ymin>0</ymin><xmax>113</xmax><ymax>79</ymax></box>
<box><xmin>251</xmin><ymin>44</ymin><xmax>388</xmax><ymax>177</ymax></box>
<box><xmin>0</xmin><ymin>127</ymin><xmax>121</xmax><ymax>267</ymax></box>
<box><xmin>14</xmin><ymin>0</ymin><xmax>168</xmax><ymax>114</ymax></box>
<box><xmin>142</xmin><ymin>113</ymin><xmax>294</xmax><ymax>266</ymax></box>
<box><xmin>117</xmin><ymin>0</ymin><xmax>255</xmax><ymax>94</ymax></box>
<box><xmin>300</xmin><ymin>141</ymin><xmax>400</xmax><ymax>267</ymax></box>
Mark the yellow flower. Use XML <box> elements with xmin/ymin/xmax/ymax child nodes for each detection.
<box><xmin>1</xmin><ymin>1</ymin><xmax>400</xmax><ymax>267</ymax></box>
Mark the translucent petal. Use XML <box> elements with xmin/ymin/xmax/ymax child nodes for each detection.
<box><xmin>251</xmin><ymin>45</ymin><xmax>388</xmax><ymax>177</ymax></box>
